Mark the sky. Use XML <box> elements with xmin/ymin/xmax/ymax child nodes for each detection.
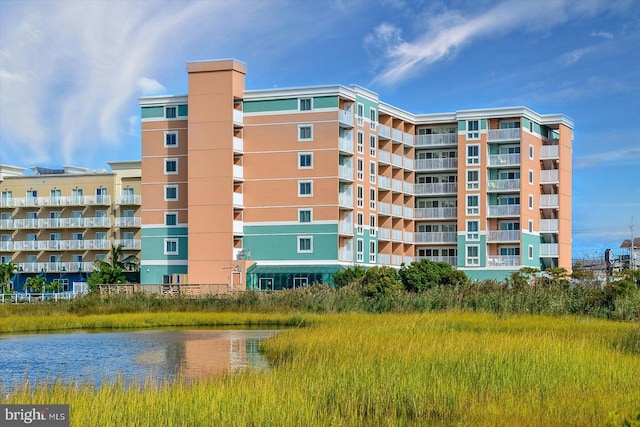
<box><xmin>0</xmin><ymin>0</ymin><xmax>638</xmax><ymax>260</ymax></box>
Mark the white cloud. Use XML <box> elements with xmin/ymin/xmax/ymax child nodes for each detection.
<box><xmin>591</xmin><ymin>30</ymin><xmax>613</xmax><ymax>39</ymax></box>
<box><xmin>574</xmin><ymin>147</ymin><xmax>640</xmax><ymax>169</ymax></box>
<box><xmin>559</xmin><ymin>46</ymin><xmax>597</xmax><ymax>65</ymax></box>
<box><xmin>137</xmin><ymin>77</ymin><xmax>166</xmax><ymax>96</ymax></box>
<box><xmin>368</xmin><ymin>0</ymin><xmax>626</xmax><ymax>85</ymax></box>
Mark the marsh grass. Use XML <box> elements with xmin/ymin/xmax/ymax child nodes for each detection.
<box><xmin>2</xmin><ymin>312</ymin><xmax>639</xmax><ymax>426</ymax></box>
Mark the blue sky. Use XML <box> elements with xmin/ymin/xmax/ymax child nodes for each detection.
<box><xmin>1</xmin><ymin>0</ymin><xmax>638</xmax><ymax>259</ymax></box>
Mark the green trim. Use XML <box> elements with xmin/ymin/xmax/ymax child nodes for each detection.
<box><xmin>141</xmin><ymin>106</ymin><xmax>164</xmax><ymax>119</ymax></box>
<box><xmin>480</xmin><ymin>119</ymin><xmax>487</xmax><ymax>130</ymax></box>
<box><xmin>141</xmin><ymin>265</ymin><xmax>188</xmax><ymax>285</ymax></box>
<box><xmin>462</xmin><ymin>269</ymin><xmax>516</xmax><ymax>282</ymax></box>
<box><xmin>178</xmin><ymin>105</ymin><xmax>188</xmax><ymax>116</ymax></box>
<box><xmin>142</xmin><ymin>227</ymin><xmax>188</xmax><ymax>237</ymax></box>
<box><xmin>244</xmin><ymin>98</ymin><xmax>298</xmax><ymax>113</ymax></box>
<box><xmin>458</xmin><ymin>120</ymin><xmax>466</xmax><ymax>131</ymax></box>
<box><xmin>521</xmin><ymin>233</ymin><xmax>542</xmax><ymax>269</ymax></box>
<box><xmin>313</xmin><ymin>96</ymin><xmax>338</xmax><ymax>109</ymax></box>
<box><xmin>244</xmin><ymin>223</ymin><xmax>338</xmax><ymax>261</ymax></box>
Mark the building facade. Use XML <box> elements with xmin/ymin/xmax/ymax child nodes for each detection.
<box><xmin>0</xmin><ymin>162</ymin><xmax>141</xmax><ymax>291</ymax></box>
<box><xmin>139</xmin><ymin>59</ymin><xmax>573</xmax><ymax>290</ymax></box>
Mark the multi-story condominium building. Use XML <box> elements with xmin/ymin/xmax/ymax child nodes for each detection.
<box><xmin>139</xmin><ymin>59</ymin><xmax>572</xmax><ymax>291</ymax></box>
<box><xmin>0</xmin><ymin>162</ymin><xmax>142</xmax><ymax>291</ymax></box>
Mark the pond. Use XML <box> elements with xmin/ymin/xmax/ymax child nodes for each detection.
<box><xmin>0</xmin><ymin>329</ymin><xmax>280</xmax><ymax>390</ymax></box>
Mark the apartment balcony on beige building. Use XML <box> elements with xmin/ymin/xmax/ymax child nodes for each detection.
<box><xmin>540</xmin><ymin>144</ymin><xmax>559</xmax><ymax>159</ymax></box>
<box><xmin>487</xmin><ymin>255</ymin><xmax>521</xmax><ymax>267</ymax></box>
<box><xmin>414</xmin><ymin>133</ymin><xmax>457</xmax><ymax>147</ymax></box>
<box><xmin>487</xmin><ymin>179</ymin><xmax>520</xmax><ymax>192</ymax></box>
<box><xmin>0</xmin><ymin>195</ymin><xmax>112</xmax><ymax>208</ymax></box>
<box><xmin>414</xmin><ymin>207</ymin><xmax>457</xmax><ymax>220</ymax></box>
<box><xmin>488</xmin><ymin>153</ymin><xmax>520</xmax><ymax>167</ymax></box>
<box><xmin>487</xmin><ymin>230</ymin><xmax>520</xmax><ymax>242</ymax></box>
<box><xmin>415</xmin><ymin>231</ymin><xmax>457</xmax><ymax>244</ymax></box>
<box><xmin>378</xmin><ymin>124</ymin><xmax>391</xmax><ymax>140</ymax></box>
<box><xmin>115</xmin><ymin>194</ymin><xmax>142</xmax><ymax>205</ymax></box>
<box><xmin>487</xmin><ymin>128</ymin><xmax>521</xmax><ymax>142</ymax></box>
<box><xmin>416</xmin><ymin>255</ymin><xmax>457</xmax><ymax>265</ymax></box>
<box><xmin>540</xmin><ymin>169</ymin><xmax>559</xmax><ymax>184</ymax></box>
<box><xmin>378</xmin><ymin>202</ymin><xmax>391</xmax><ymax>216</ymax></box>
<box><xmin>487</xmin><ymin>204</ymin><xmax>520</xmax><ymax>217</ymax></box>
<box><xmin>338</xmin><ymin>193</ymin><xmax>353</xmax><ymax>209</ymax></box>
<box><xmin>339</xmin><ymin>132</ymin><xmax>354</xmax><ymax>154</ymax></box>
<box><xmin>540</xmin><ymin>243</ymin><xmax>559</xmax><ymax>257</ymax></box>
<box><xmin>540</xmin><ymin>219</ymin><xmax>559</xmax><ymax>233</ymax></box>
<box><xmin>540</xmin><ymin>194</ymin><xmax>559</xmax><ymax>208</ymax></box>
<box><xmin>11</xmin><ymin>217</ymin><xmax>112</xmax><ymax>229</ymax></box>
<box><xmin>414</xmin><ymin>182</ymin><xmax>457</xmax><ymax>195</ymax></box>
<box><xmin>338</xmin><ymin>165</ymin><xmax>354</xmax><ymax>182</ymax></box>
<box><xmin>414</xmin><ymin>158</ymin><xmax>458</xmax><ymax>171</ymax></box>
<box><xmin>377</xmin><ymin>227</ymin><xmax>391</xmax><ymax>241</ymax></box>
<box><xmin>115</xmin><ymin>217</ymin><xmax>142</xmax><ymax>227</ymax></box>
<box><xmin>378</xmin><ymin>175</ymin><xmax>391</xmax><ymax>190</ymax></box>
<box><xmin>338</xmin><ymin>220</ymin><xmax>353</xmax><ymax>236</ymax></box>
<box><xmin>339</xmin><ymin>108</ymin><xmax>354</xmax><ymax>128</ymax></box>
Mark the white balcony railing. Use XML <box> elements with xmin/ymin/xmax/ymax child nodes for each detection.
<box><xmin>338</xmin><ymin>221</ymin><xmax>353</xmax><ymax>235</ymax></box>
<box><xmin>391</xmin><ymin>154</ymin><xmax>403</xmax><ymax>168</ymax></box>
<box><xmin>540</xmin><ymin>145</ymin><xmax>559</xmax><ymax>159</ymax></box>
<box><xmin>233</xmin><ymin>192</ymin><xmax>244</xmax><ymax>206</ymax></box>
<box><xmin>378</xmin><ymin>175</ymin><xmax>391</xmax><ymax>190</ymax></box>
<box><xmin>416</xmin><ymin>256</ymin><xmax>457</xmax><ymax>265</ymax></box>
<box><xmin>339</xmin><ymin>134</ymin><xmax>354</xmax><ymax>154</ymax></box>
<box><xmin>378</xmin><ymin>253</ymin><xmax>391</xmax><ymax>265</ymax></box>
<box><xmin>403</xmin><ymin>231</ymin><xmax>414</xmax><ymax>243</ymax></box>
<box><xmin>403</xmin><ymin>206</ymin><xmax>414</xmax><ymax>219</ymax></box>
<box><xmin>487</xmin><ymin>255</ymin><xmax>520</xmax><ymax>267</ymax></box>
<box><xmin>233</xmin><ymin>109</ymin><xmax>243</xmax><ymax>125</ymax></box>
<box><xmin>540</xmin><ymin>194</ymin><xmax>559</xmax><ymax>208</ymax></box>
<box><xmin>339</xmin><ymin>250</ymin><xmax>353</xmax><ymax>262</ymax></box>
<box><xmin>17</xmin><ymin>262</ymin><xmax>97</xmax><ymax>273</ymax></box>
<box><xmin>415</xmin><ymin>232</ymin><xmax>457</xmax><ymax>243</ymax></box>
<box><xmin>339</xmin><ymin>109</ymin><xmax>354</xmax><ymax>127</ymax></box>
<box><xmin>378</xmin><ymin>150</ymin><xmax>391</xmax><ymax>164</ymax></box>
<box><xmin>487</xmin><ymin>179</ymin><xmax>520</xmax><ymax>192</ymax></box>
<box><xmin>115</xmin><ymin>217</ymin><xmax>142</xmax><ymax>227</ymax></box>
<box><xmin>414</xmin><ymin>158</ymin><xmax>458</xmax><ymax>170</ymax></box>
<box><xmin>414</xmin><ymin>133</ymin><xmax>457</xmax><ymax>147</ymax></box>
<box><xmin>391</xmin><ymin>179</ymin><xmax>404</xmax><ymax>192</ymax></box>
<box><xmin>392</xmin><ymin>129</ymin><xmax>403</xmax><ymax>143</ymax></box>
<box><xmin>378</xmin><ymin>202</ymin><xmax>391</xmax><ymax>215</ymax></box>
<box><xmin>116</xmin><ymin>194</ymin><xmax>142</xmax><ymax>205</ymax></box>
<box><xmin>0</xmin><ymin>219</ymin><xmax>12</xmax><ymax>229</ymax></box>
<box><xmin>392</xmin><ymin>229</ymin><xmax>403</xmax><ymax>242</ymax></box>
<box><xmin>488</xmin><ymin>205</ymin><xmax>520</xmax><ymax>217</ymax></box>
<box><xmin>338</xmin><ymin>194</ymin><xmax>353</xmax><ymax>209</ymax></box>
<box><xmin>378</xmin><ymin>228</ymin><xmax>391</xmax><ymax>240</ymax></box>
<box><xmin>540</xmin><ymin>219</ymin><xmax>559</xmax><ymax>232</ymax></box>
<box><xmin>392</xmin><ymin>204</ymin><xmax>403</xmax><ymax>217</ymax></box>
<box><xmin>403</xmin><ymin>133</ymin><xmax>414</xmax><ymax>146</ymax></box>
<box><xmin>487</xmin><ymin>128</ymin><xmax>521</xmax><ymax>142</ymax></box>
<box><xmin>414</xmin><ymin>207</ymin><xmax>457</xmax><ymax>219</ymax></box>
<box><xmin>378</xmin><ymin>124</ymin><xmax>391</xmax><ymax>139</ymax></box>
<box><xmin>540</xmin><ymin>243</ymin><xmax>559</xmax><ymax>256</ymax></box>
<box><xmin>403</xmin><ymin>182</ymin><xmax>414</xmax><ymax>194</ymax></box>
<box><xmin>391</xmin><ymin>255</ymin><xmax>403</xmax><ymax>266</ymax></box>
<box><xmin>488</xmin><ymin>154</ymin><xmax>520</xmax><ymax>167</ymax></box>
<box><xmin>540</xmin><ymin>169</ymin><xmax>559</xmax><ymax>183</ymax></box>
<box><xmin>233</xmin><ymin>136</ymin><xmax>244</xmax><ymax>152</ymax></box>
<box><xmin>487</xmin><ymin>230</ymin><xmax>520</xmax><ymax>242</ymax></box>
<box><xmin>12</xmin><ymin>239</ymin><xmax>115</xmax><ymax>251</ymax></box>
<box><xmin>338</xmin><ymin>165</ymin><xmax>354</xmax><ymax>181</ymax></box>
<box><xmin>0</xmin><ymin>195</ymin><xmax>112</xmax><ymax>207</ymax></box>
<box><xmin>414</xmin><ymin>183</ymin><xmax>457</xmax><ymax>195</ymax></box>
<box><xmin>114</xmin><ymin>239</ymin><xmax>142</xmax><ymax>249</ymax></box>
<box><xmin>233</xmin><ymin>164</ymin><xmax>244</xmax><ymax>180</ymax></box>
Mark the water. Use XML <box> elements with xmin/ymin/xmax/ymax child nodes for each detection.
<box><xmin>0</xmin><ymin>329</ymin><xmax>280</xmax><ymax>389</ymax></box>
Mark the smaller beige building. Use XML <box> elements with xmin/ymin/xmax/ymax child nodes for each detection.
<box><xmin>0</xmin><ymin>162</ymin><xmax>141</xmax><ymax>292</ymax></box>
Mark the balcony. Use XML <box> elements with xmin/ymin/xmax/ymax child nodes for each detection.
<box><xmin>540</xmin><ymin>169</ymin><xmax>559</xmax><ymax>184</ymax></box>
<box><xmin>339</xmin><ymin>133</ymin><xmax>354</xmax><ymax>154</ymax></box>
<box><xmin>403</xmin><ymin>157</ymin><xmax>414</xmax><ymax>170</ymax></box>
<box><xmin>233</xmin><ymin>109</ymin><xmax>243</xmax><ymax>126</ymax></box>
<box><xmin>378</xmin><ymin>228</ymin><xmax>391</xmax><ymax>241</ymax></box>
<box><xmin>12</xmin><ymin>239</ymin><xmax>113</xmax><ymax>251</ymax></box>
<box><xmin>116</xmin><ymin>194</ymin><xmax>142</xmax><ymax>205</ymax></box>
<box><xmin>378</xmin><ymin>202</ymin><xmax>391</xmax><ymax>215</ymax></box>
<box><xmin>414</xmin><ymin>207</ymin><xmax>457</xmax><ymax>219</ymax></box>
<box><xmin>0</xmin><ymin>241</ymin><xmax>13</xmax><ymax>251</ymax></box>
<box><xmin>391</xmin><ymin>153</ymin><xmax>403</xmax><ymax>168</ymax></box>
<box><xmin>403</xmin><ymin>256</ymin><xmax>414</xmax><ymax>264</ymax></box>
<box><xmin>339</xmin><ymin>109</ymin><xmax>354</xmax><ymax>127</ymax></box>
<box><xmin>488</xmin><ymin>205</ymin><xmax>520</xmax><ymax>217</ymax></box>
<box><xmin>540</xmin><ymin>243</ymin><xmax>559</xmax><ymax>257</ymax></box>
<box><xmin>0</xmin><ymin>219</ymin><xmax>12</xmax><ymax>229</ymax></box>
<box><xmin>415</xmin><ymin>133</ymin><xmax>457</xmax><ymax>147</ymax></box>
<box><xmin>415</xmin><ymin>232</ymin><xmax>457</xmax><ymax>244</ymax></box>
<box><xmin>414</xmin><ymin>158</ymin><xmax>458</xmax><ymax>171</ymax></box>
<box><xmin>403</xmin><ymin>133</ymin><xmax>414</xmax><ymax>146</ymax></box>
<box><xmin>0</xmin><ymin>195</ymin><xmax>112</xmax><ymax>207</ymax></box>
<box><xmin>378</xmin><ymin>253</ymin><xmax>391</xmax><ymax>265</ymax></box>
<box><xmin>378</xmin><ymin>175</ymin><xmax>391</xmax><ymax>190</ymax></box>
<box><xmin>391</xmin><ymin>255</ymin><xmax>403</xmax><ymax>266</ymax></box>
<box><xmin>540</xmin><ymin>194</ymin><xmax>559</xmax><ymax>208</ymax></box>
<box><xmin>115</xmin><ymin>217</ymin><xmax>142</xmax><ymax>227</ymax></box>
<box><xmin>540</xmin><ymin>145</ymin><xmax>559</xmax><ymax>159</ymax></box>
<box><xmin>487</xmin><ymin>255</ymin><xmax>520</xmax><ymax>267</ymax></box>
<box><xmin>391</xmin><ymin>179</ymin><xmax>404</xmax><ymax>193</ymax></box>
<box><xmin>114</xmin><ymin>239</ymin><xmax>142</xmax><ymax>249</ymax></box>
<box><xmin>416</xmin><ymin>255</ymin><xmax>457</xmax><ymax>265</ymax></box>
<box><xmin>338</xmin><ymin>165</ymin><xmax>354</xmax><ymax>182</ymax></box>
<box><xmin>339</xmin><ymin>249</ymin><xmax>353</xmax><ymax>262</ymax></box>
<box><xmin>233</xmin><ymin>136</ymin><xmax>244</xmax><ymax>153</ymax></box>
<box><xmin>403</xmin><ymin>206</ymin><xmax>413</xmax><ymax>219</ymax></box>
<box><xmin>488</xmin><ymin>154</ymin><xmax>520</xmax><ymax>167</ymax></box>
<box><xmin>487</xmin><ymin>179</ymin><xmax>520</xmax><ymax>192</ymax></box>
<box><xmin>378</xmin><ymin>124</ymin><xmax>391</xmax><ymax>140</ymax></box>
<box><xmin>392</xmin><ymin>129</ymin><xmax>403</xmax><ymax>143</ymax></box>
<box><xmin>233</xmin><ymin>192</ymin><xmax>244</xmax><ymax>207</ymax></box>
<box><xmin>403</xmin><ymin>231</ymin><xmax>414</xmax><ymax>243</ymax></box>
<box><xmin>233</xmin><ymin>220</ymin><xmax>244</xmax><ymax>235</ymax></box>
<box><xmin>391</xmin><ymin>204</ymin><xmax>403</xmax><ymax>217</ymax></box>
<box><xmin>233</xmin><ymin>164</ymin><xmax>244</xmax><ymax>181</ymax></box>
<box><xmin>18</xmin><ymin>262</ymin><xmax>97</xmax><ymax>273</ymax></box>
<box><xmin>392</xmin><ymin>229</ymin><xmax>403</xmax><ymax>242</ymax></box>
<box><xmin>338</xmin><ymin>221</ymin><xmax>353</xmax><ymax>235</ymax></box>
<box><xmin>487</xmin><ymin>230</ymin><xmax>520</xmax><ymax>242</ymax></box>
<box><xmin>11</xmin><ymin>217</ymin><xmax>111</xmax><ymax>229</ymax></box>
<box><xmin>378</xmin><ymin>150</ymin><xmax>391</xmax><ymax>164</ymax></box>
<box><xmin>414</xmin><ymin>182</ymin><xmax>457</xmax><ymax>195</ymax></box>
<box><xmin>540</xmin><ymin>219</ymin><xmax>559</xmax><ymax>233</ymax></box>
<box><xmin>487</xmin><ymin>128</ymin><xmax>521</xmax><ymax>142</ymax></box>
<box><xmin>338</xmin><ymin>194</ymin><xmax>353</xmax><ymax>209</ymax></box>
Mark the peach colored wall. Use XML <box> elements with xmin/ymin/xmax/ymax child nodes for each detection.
<box><xmin>520</xmin><ymin>131</ymin><xmax>543</xmax><ymax>233</ymax></box>
<box><xmin>557</xmin><ymin>124</ymin><xmax>573</xmax><ymax>270</ymax></box>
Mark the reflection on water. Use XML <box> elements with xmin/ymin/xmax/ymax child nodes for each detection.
<box><xmin>0</xmin><ymin>329</ymin><xmax>280</xmax><ymax>389</ymax></box>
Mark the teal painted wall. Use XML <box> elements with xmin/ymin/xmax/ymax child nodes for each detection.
<box><xmin>141</xmin><ymin>264</ymin><xmax>188</xmax><ymax>285</ymax></box>
<box><xmin>480</xmin><ymin>118</ymin><xmax>487</xmax><ymax>130</ymax></box>
<box><xmin>244</xmin><ymin>98</ymin><xmax>298</xmax><ymax>113</ymax></box>
<box><xmin>313</xmin><ymin>96</ymin><xmax>338</xmax><ymax>109</ymax></box>
<box><xmin>141</xmin><ymin>106</ymin><xmax>164</xmax><ymax>119</ymax></box>
<box><xmin>521</xmin><ymin>233</ymin><xmax>543</xmax><ymax>269</ymax></box>
<box><xmin>457</xmin><ymin>234</ymin><xmax>487</xmax><ymax>267</ymax></box>
<box><xmin>355</xmin><ymin>95</ymin><xmax>378</xmax><ymax>117</ymax></box>
<box><xmin>244</xmin><ymin>224</ymin><xmax>338</xmax><ymax>261</ymax></box>
<box><xmin>178</xmin><ymin>105</ymin><xmax>188</xmax><ymax>116</ymax></box>
<box><xmin>458</xmin><ymin>120</ymin><xmax>466</xmax><ymax>131</ymax></box>
<box><xmin>462</xmin><ymin>269</ymin><xmax>516</xmax><ymax>282</ymax></box>
<box><xmin>141</xmin><ymin>227</ymin><xmax>188</xmax><ymax>261</ymax></box>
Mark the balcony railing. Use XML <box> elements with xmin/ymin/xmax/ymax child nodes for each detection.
<box><xmin>0</xmin><ymin>219</ymin><xmax>12</xmax><ymax>229</ymax></box>
<box><xmin>233</xmin><ymin>192</ymin><xmax>244</xmax><ymax>207</ymax></box>
<box><xmin>414</xmin><ymin>158</ymin><xmax>458</xmax><ymax>171</ymax></box>
<box><xmin>233</xmin><ymin>136</ymin><xmax>244</xmax><ymax>153</ymax></box>
<box><xmin>339</xmin><ymin>249</ymin><xmax>353</xmax><ymax>262</ymax></box>
<box><xmin>233</xmin><ymin>164</ymin><xmax>244</xmax><ymax>181</ymax></box>
<box><xmin>540</xmin><ymin>169</ymin><xmax>559</xmax><ymax>183</ymax></box>
<box><xmin>487</xmin><ymin>230</ymin><xmax>520</xmax><ymax>242</ymax></box>
<box><xmin>378</xmin><ymin>202</ymin><xmax>391</xmax><ymax>215</ymax></box>
<box><xmin>403</xmin><ymin>157</ymin><xmax>414</xmax><ymax>170</ymax></box>
<box><xmin>540</xmin><ymin>194</ymin><xmax>559</xmax><ymax>208</ymax></box>
<box><xmin>403</xmin><ymin>206</ymin><xmax>414</xmax><ymax>219</ymax></box>
<box><xmin>11</xmin><ymin>217</ymin><xmax>111</xmax><ymax>229</ymax></box>
<box><xmin>378</xmin><ymin>253</ymin><xmax>391</xmax><ymax>265</ymax></box>
<box><xmin>414</xmin><ymin>182</ymin><xmax>457</xmax><ymax>195</ymax></box>
<box><xmin>403</xmin><ymin>133</ymin><xmax>414</xmax><ymax>146</ymax></box>
<box><xmin>339</xmin><ymin>109</ymin><xmax>354</xmax><ymax>127</ymax></box>
<box><xmin>415</xmin><ymin>232</ymin><xmax>457</xmax><ymax>243</ymax></box>
<box><xmin>487</xmin><ymin>255</ymin><xmax>520</xmax><ymax>266</ymax></box>
<box><xmin>378</xmin><ymin>124</ymin><xmax>391</xmax><ymax>139</ymax></box>
<box><xmin>339</xmin><ymin>134</ymin><xmax>354</xmax><ymax>154</ymax></box>
<box><xmin>378</xmin><ymin>175</ymin><xmax>391</xmax><ymax>190</ymax></box>
<box><xmin>488</xmin><ymin>205</ymin><xmax>520</xmax><ymax>217</ymax></box>
<box><xmin>414</xmin><ymin>207</ymin><xmax>457</xmax><ymax>219</ymax></box>
<box><xmin>540</xmin><ymin>243</ymin><xmax>559</xmax><ymax>256</ymax></box>
<box><xmin>488</xmin><ymin>154</ymin><xmax>520</xmax><ymax>167</ymax></box>
<box><xmin>540</xmin><ymin>145</ymin><xmax>559</xmax><ymax>159</ymax></box>
<box><xmin>338</xmin><ymin>165</ymin><xmax>354</xmax><ymax>181</ymax></box>
<box><xmin>116</xmin><ymin>194</ymin><xmax>142</xmax><ymax>205</ymax></box>
<box><xmin>391</xmin><ymin>179</ymin><xmax>404</xmax><ymax>193</ymax></box>
<box><xmin>114</xmin><ymin>239</ymin><xmax>142</xmax><ymax>249</ymax></box>
<box><xmin>392</xmin><ymin>129</ymin><xmax>403</xmax><ymax>143</ymax></box>
<box><xmin>17</xmin><ymin>262</ymin><xmax>97</xmax><ymax>273</ymax></box>
<box><xmin>391</xmin><ymin>229</ymin><xmax>403</xmax><ymax>242</ymax></box>
<box><xmin>391</xmin><ymin>255</ymin><xmax>403</xmax><ymax>266</ymax></box>
<box><xmin>338</xmin><ymin>221</ymin><xmax>353</xmax><ymax>235</ymax></box>
<box><xmin>403</xmin><ymin>231</ymin><xmax>414</xmax><ymax>243</ymax></box>
<box><xmin>487</xmin><ymin>128</ymin><xmax>521</xmax><ymax>142</ymax></box>
<box><xmin>0</xmin><ymin>195</ymin><xmax>112</xmax><ymax>207</ymax></box>
<box><xmin>232</xmin><ymin>220</ymin><xmax>243</xmax><ymax>235</ymax></box>
<box><xmin>12</xmin><ymin>239</ymin><xmax>113</xmax><ymax>251</ymax></box>
<box><xmin>391</xmin><ymin>154</ymin><xmax>403</xmax><ymax>168</ymax></box>
<box><xmin>416</xmin><ymin>255</ymin><xmax>457</xmax><ymax>265</ymax></box>
<box><xmin>391</xmin><ymin>204</ymin><xmax>403</xmax><ymax>217</ymax></box>
<box><xmin>378</xmin><ymin>150</ymin><xmax>391</xmax><ymax>164</ymax></box>
<box><xmin>233</xmin><ymin>109</ymin><xmax>243</xmax><ymax>126</ymax></box>
<box><xmin>414</xmin><ymin>133</ymin><xmax>457</xmax><ymax>147</ymax></box>
<box><xmin>403</xmin><ymin>182</ymin><xmax>414</xmax><ymax>194</ymax></box>
<box><xmin>115</xmin><ymin>217</ymin><xmax>141</xmax><ymax>227</ymax></box>
<box><xmin>540</xmin><ymin>219</ymin><xmax>559</xmax><ymax>232</ymax></box>
<box><xmin>487</xmin><ymin>179</ymin><xmax>520</xmax><ymax>192</ymax></box>
<box><xmin>338</xmin><ymin>194</ymin><xmax>353</xmax><ymax>209</ymax></box>
<box><xmin>378</xmin><ymin>228</ymin><xmax>391</xmax><ymax>240</ymax></box>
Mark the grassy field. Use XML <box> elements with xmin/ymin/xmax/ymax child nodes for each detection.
<box><xmin>2</xmin><ymin>311</ymin><xmax>639</xmax><ymax>426</ymax></box>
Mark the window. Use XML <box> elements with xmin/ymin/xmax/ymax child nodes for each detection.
<box><xmin>357</xmin><ymin>185</ymin><xmax>364</xmax><ymax>208</ymax></box>
<box><xmin>467</xmin><ymin>195</ymin><xmax>479</xmax><ymax>215</ymax></box>
<box><xmin>72</xmin><ymin>210</ymin><xmax>83</xmax><ymax>219</ymax></box>
<box><xmin>72</xmin><ymin>233</ymin><xmax>83</xmax><ymax>241</ymax></box>
<box><xmin>165</xmin><ymin>106</ymin><xmax>177</xmax><ymax>119</ymax></box>
<box><xmin>96</xmin><ymin>209</ymin><xmax>107</xmax><ymax>218</ymax></box>
<box><xmin>356</xmin><ymin>212</ymin><xmax>364</xmax><ymax>234</ymax></box>
<box><xmin>165</xmin><ymin>159</ymin><xmax>178</xmax><ymax>174</ymax></box>
<box><xmin>298</xmin><ymin>153</ymin><xmax>313</xmax><ymax>169</ymax></box>
<box><xmin>165</xmin><ymin>185</ymin><xmax>178</xmax><ymax>201</ymax></box>
<box><xmin>356</xmin><ymin>238</ymin><xmax>364</xmax><ymax>262</ymax></box>
<box><xmin>95</xmin><ymin>254</ymin><xmax>107</xmax><ymax>262</ymax></box>
<box><xmin>164</xmin><ymin>238</ymin><xmax>178</xmax><ymax>255</ymax></box>
<box><xmin>370</xmin><ymin>136</ymin><xmax>376</xmax><ymax>157</ymax></box>
<box><xmin>467</xmin><ymin>221</ymin><xmax>479</xmax><ymax>240</ymax></box>
<box><xmin>165</xmin><ymin>131</ymin><xmax>178</xmax><ymax>147</ymax></box>
<box><xmin>369</xmin><ymin>241</ymin><xmax>376</xmax><ymax>263</ymax></box>
<box><xmin>357</xmin><ymin>103</ymin><xmax>364</xmax><ymax>126</ymax></box>
<box><xmin>298</xmin><ymin>181</ymin><xmax>313</xmax><ymax>197</ymax></box>
<box><xmin>466</xmin><ymin>246</ymin><xmax>479</xmax><ymax>265</ymax></box>
<box><xmin>528</xmin><ymin>220</ymin><xmax>533</xmax><ymax>233</ymax></box>
<box><xmin>369</xmin><ymin>162</ymin><xmax>376</xmax><ymax>184</ymax></box>
<box><xmin>370</xmin><ymin>214</ymin><xmax>376</xmax><ymax>237</ymax></box>
<box><xmin>357</xmin><ymin>131</ymin><xmax>364</xmax><ymax>153</ymax></box>
<box><xmin>298</xmin><ymin>125</ymin><xmax>313</xmax><ymax>141</ymax></box>
<box><xmin>297</xmin><ymin>236</ymin><xmax>313</xmax><ymax>253</ymax></box>
<box><xmin>26</xmin><ymin>189</ymin><xmax>37</xmax><ymax>199</ymax></box>
<box><xmin>299</xmin><ymin>209</ymin><xmax>312</xmax><ymax>223</ymax></box>
<box><xmin>500</xmin><ymin>247</ymin><xmax>520</xmax><ymax>256</ymax></box>
<box><xmin>528</xmin><ymin>245</ymin><xmax>534</xmax><ymax>259</ymax></box>
<box><xmin>26</xmin><ymin>211</ymin><xmax>37</xmax><ymax>220</ymax></box>
<box><xmin>528</xmin><ymin>170</ymin><xmax>534</xmax><ymax>185</ymax></box>
<box><xmin>467</xmin><ymin>120</ymin><xmax>479</xmax><ymax>139</ymax></box>
<box><xmin>357</xmin><ymin>158</ymin><xmax>364</xmax><ymax>181</ymax></box>
<box><xmin>50</xmin><ymin>233</ymin><xmax>61</xmax><ymax>241</ymax></box>
<box><xmin>165</xmin><ymin>212</ymin><xmax>178</xmax><ymax>226</ymax></box>
<box><xmin>528</xmin><ymin>194</ymin><xmax>534</xmax><ymax>209</ymax></box>
<box><xmin>369</xmin><ymin>108</ymin><xmax>377</xmax><ymax>130</ymax></box>
<box><xmin>299</xmin><ymin>98</ymin><xmax>312</xmax><ymax>111</ymax></box>
<box><xmin>50</xmin><ymin>254</ymin><xmax>60</xmax><ymax>263</ymax></box>
<box><xmin>50</xmin><ymin>189</ymin><xmax>61</xmax><ymax>199</ymax></box>
<box><xmin>529</xmin><ymin>144</ymin><xmax>534</xmax><ymax>160</ymax></box>
<box><xmin>96</xmin><ymin>232</ymin><xmax>107</xmax><ymax>240</ymax></box>
<box><xmin>467</xmin><ymin>170</ymin><xmax>479</xmax><ymax>190</ymax></box>
<box><xmin>369</xmin><ymin>188</ymin><xmax>376</xmax><ymax>210</ymax></box>
<box><xmin>467</xmin><ymin>145</ymin><xmax>479</xmax><ymax>165</ymax></box>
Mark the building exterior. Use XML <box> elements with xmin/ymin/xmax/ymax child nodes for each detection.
<box><xmin>139</xmin><ymin>58</ymin><xmax>573</xmax><ymax>290</ymax></box>
<box><xmin>0</xmin><ymin>162</ymin><xmax>142</xmax><ymax>291</ymax></box>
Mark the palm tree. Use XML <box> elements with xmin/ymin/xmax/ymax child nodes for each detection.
<box><xmin>95</xmin><ymin>244</ymin><xmax>139</xmax><ymax>272</ymax></box>
<box><xmin>0</xmin><ymin>261</ymin><xmax>18</xmax><ymax>293</ymax></box>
